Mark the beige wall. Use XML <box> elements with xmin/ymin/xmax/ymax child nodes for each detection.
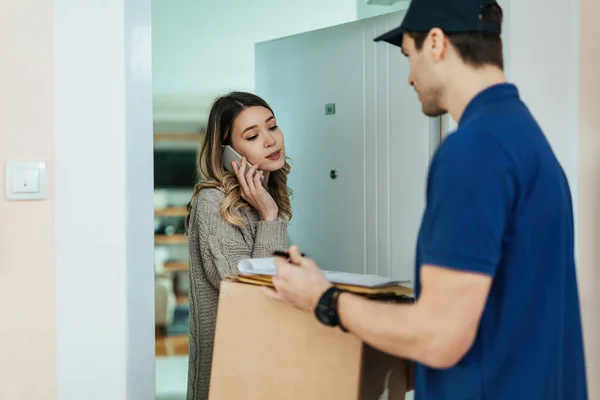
<box><xmin>578</xmin><ymin>0</ymin><xmax>600</xmax><ymax>397</ymax></box>
<box><xmin>0</xmin><ymin>1</ymin><xmax>56</xmax><ymax>399</ymax></box>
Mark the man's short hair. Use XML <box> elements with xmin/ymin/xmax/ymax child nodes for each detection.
<box><xmin>406</xmin><ymin>3</ymin><xmax>504</xmax><ymax>70</ymax></box>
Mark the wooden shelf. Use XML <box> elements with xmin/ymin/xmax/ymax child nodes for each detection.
<box><xmin>176</xmin><ymin>295</ymin><xmax>189</xmax><ymax>305</ymax></box>
<box><xmin>155</xmin><ymin>234</ymin><xmax>187</xmax><ymax>245</ymax></box>
<box><xmin>155</xmin><ymin>207</ymin><xmax>188</xmax><ymax>217</ymax></box>
<box><xmin>154</xmin><ymin>133</ymin><xmax>203</xmax><ymax>142</ymax></box>
<box><xmin>155</xmin><ymin>334</ymin><xmax>189</xmax><ymax>357</ymax></box>
<box><xmin>164</xmin><ymin>261</ymin><xmax>189</xmax><ymax>272</ymax></box>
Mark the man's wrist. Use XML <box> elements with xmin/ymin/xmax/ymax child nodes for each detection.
<box><xmin>313</xmin><ymin>286</ymin><xmax>350</xmax><ymax>333</ymax></box>
<box><xmin>312</xmin><ymin>284</ymin><xmax>333</xmax><ymax>311</ymax></box>
<box><xmin>336</xmin><ymin>292</ymin><xmax>349</xmax><ymax>332</ymax></box>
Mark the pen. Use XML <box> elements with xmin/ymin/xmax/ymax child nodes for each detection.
<box><xmin>272</xmin><ymin>250</ymin><xmax>306</xmax><ymax>259</ymax></box>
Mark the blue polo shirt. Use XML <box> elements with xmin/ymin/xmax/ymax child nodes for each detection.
<box><xmin>414</xmin><ymin>83</ymin><xmax>588</xmax><ymax>399</ymax></box>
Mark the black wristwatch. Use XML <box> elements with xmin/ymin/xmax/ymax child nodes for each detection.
<box><xmin>314</xmin><ymin>286</ymin><xmax>348</xmax><ymax>332</ymax></box>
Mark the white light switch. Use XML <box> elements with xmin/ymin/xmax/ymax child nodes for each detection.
<box><xmin>5</xmin><ymin>161</ymin><xmax>47</xmax><ymax>200</ymax></box>
<box><xmin>12</xmin><ymin>168</ymin><xmax>40</xmax><ymax>193</ymax></box>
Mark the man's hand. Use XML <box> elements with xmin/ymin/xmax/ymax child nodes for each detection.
<box><xmin>261</xmin><ymin>246</ymin><xmax>492</xmax><ymax>370</ymax></box>
<box><xmin>335</xmin><ymin>265</ymin><xmax>492</xmax><ymax>368</ymax></box>
<box><xmin>261</xmin><ymin>245</ymin><xmax>332</xmax><ymax>312</ymax></box>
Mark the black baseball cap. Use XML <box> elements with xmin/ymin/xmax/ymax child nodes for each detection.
<box><xmin>373</xmin><ymin>0</ymin><xmax>502</xmax><ymax>48</ymax></box>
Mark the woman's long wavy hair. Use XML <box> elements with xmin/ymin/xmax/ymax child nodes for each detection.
<box><xmin>185</xmin><ymin>92</ymin><xmax>292</xmax><ymax>229</ymax></box>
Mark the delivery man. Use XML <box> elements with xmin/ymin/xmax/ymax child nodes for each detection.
<box><xmin>262</xmin><ymin>0</ymin><xmax>589</xmax><ymax>398</ymax></box>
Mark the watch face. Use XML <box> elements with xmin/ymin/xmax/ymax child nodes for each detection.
<box><xmin>316</xmin><ymin>302</ymin><xmax>338</xmax><ymax>326</ymax></box>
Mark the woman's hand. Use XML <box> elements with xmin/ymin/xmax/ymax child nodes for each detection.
<box><xmin>232</xmin><ymin>157</ymin><xmax>279</xmax><ymax>221</ymax></box>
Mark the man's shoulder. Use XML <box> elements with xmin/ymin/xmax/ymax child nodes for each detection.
<box><xmin>425</xmin><ymin>123</ymin><xmax>519</xmax><ymax>205</ymax></box>
<box><xmin>433</xmin><ymin>125</ymin><xmax>511</xmax><ymax>170</ymax></box>
<box><xmin>454</xmin><ymin>101</ymin><xmax>541</xmax><ymax>149</ymax></box>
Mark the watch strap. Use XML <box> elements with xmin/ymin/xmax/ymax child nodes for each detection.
<box><xmin>315</xmin><ymin>286</ymin><xmax>349</xmax><ymax>333</ymax></box>
<box><xmin>331</xmin><ymin>288</ymin><xmax>348</xmax><ymax>333</ymax></box>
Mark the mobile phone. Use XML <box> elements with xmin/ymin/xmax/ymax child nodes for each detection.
<box><xmin>222</xmin><ymin>145</ymin><xmax>264</xmax><ymax>182</ymax></box>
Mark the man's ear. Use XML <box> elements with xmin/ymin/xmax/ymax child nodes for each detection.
<box><xmin>427</xmin><ymin>28</ymin><xmax>448</xmax><ymax>63</ymax></box>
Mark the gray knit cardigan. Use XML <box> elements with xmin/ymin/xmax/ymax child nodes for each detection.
<box><xmin>186</xmin><ymin>187</ymin><xmax>288</xmax><ymax>400</ymax></box>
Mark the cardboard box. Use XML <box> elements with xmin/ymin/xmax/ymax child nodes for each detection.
<box><xmin>209</xmin><ymin>280</ymin><xmax>411</xmax><ymax>400</ymax></box>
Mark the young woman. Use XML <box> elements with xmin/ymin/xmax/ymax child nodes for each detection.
<box><xmin>185</xmin><ymin>91</ymin><xmax>292</xmax><ymax>400</ymax></box>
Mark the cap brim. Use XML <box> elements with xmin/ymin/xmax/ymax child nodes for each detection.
<box><xmin>373</xmin><ymin>25</ymin><xmax>405</xmax><ymax>48</ymax></box>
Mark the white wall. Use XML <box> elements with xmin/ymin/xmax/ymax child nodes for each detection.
<box><xmin>256</xmin><ymin>12</ymin><xmax>439</xmax><ymax>284</ymax></box>
<box><xmin>54</xmin><ymin>0</ymin><xmax>155</xmax><ymax>399</ymax></box>
<box><xmin>500</xmin><ymin>0</ymin><xmax>579</xmax><ymax>196</ymax></box>
<box><xmin>356</xmin><ymin>0</ymin><xmax>410</xmax><ymax>20</ymax></box>
<box><xmin>152</xmin><ymin>0</ymin><xmax>356</xmax><ymax>125</ymax></box>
